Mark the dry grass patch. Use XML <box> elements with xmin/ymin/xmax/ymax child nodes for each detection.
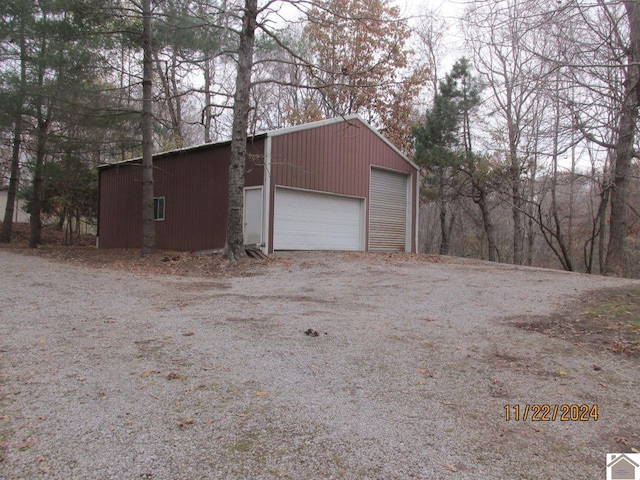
<box><xmin>515</xmin><ymin>286</ymin><xmax>640</xmax><ymax>358</ymax></box>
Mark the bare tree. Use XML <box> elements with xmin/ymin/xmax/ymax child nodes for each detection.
<box><xmin>464</xmin><ymin>0</ymin><xmax>550</xmax><ymax>265</ymax></box>
<box><xmin>224</xmin><ymin>0</ymin><xmax>257</xmax><ymax>262</ymax></box>
<box><xmin>605</xmin><ymin>1</ymin><xmax>640</xmax><ymax>276</ymax></box>
<box><xmin>141</xmin><ymin>0</ymin><xmax>156</xmax><ymax>255</ymax></box>
<box><xmin>0</xmin><ymin>17</ymin><xmax>26</xmax><ymax>243</ymax></box>
<box><xmin>546</xmin><ymin>0</ymin><xmax>639</xmax><ymax>275</ymax></box>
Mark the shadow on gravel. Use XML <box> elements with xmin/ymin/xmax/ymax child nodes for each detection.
<box><xmin>513</xmin><ymin>286</ymin><xmax>640</xmax><ymax>359</ymax></box>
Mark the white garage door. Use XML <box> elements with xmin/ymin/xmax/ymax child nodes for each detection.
<box><xmin>274</xmin><ymin>187</ymin><xmax>363</xmax><ymax>250</ymax></box>
<box><xmin>243</xmin><ymin>187</ymin><xmax>263</xmax><ymax>245</ymax></box>
<box><xmin>369</xmin><ymin>168</ymin><xmax>409</xmax><ymax>252</ymax></box>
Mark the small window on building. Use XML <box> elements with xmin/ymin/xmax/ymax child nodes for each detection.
<box><xmin>154</xmin><ymin>197</ymin><xmax>165</xmax><ymax>221</ymax></box>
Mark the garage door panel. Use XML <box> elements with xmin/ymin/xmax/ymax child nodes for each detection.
<box><xmin>274</xmin><ymin>188</ymin><xmax>363</xmax><ymax>251</ymax></box>
<box><xmin>369</xmin><ymin>169</ymin><xmax>408</xmax><ymax>252</ymax></box>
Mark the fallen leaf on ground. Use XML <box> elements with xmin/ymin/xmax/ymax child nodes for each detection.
<box><xmin>614</xmin><ymin>436</ymin><xmax>629</xmax><ymax>446</ymax></box>
<box><xmin>255</xmin><ymin>391</ymin><xmax>267</xmax><ymax>396</ymax></box>
<box><xmin>15</xmin><ymin>440</ymin><xmax>34</xmax><ymax>450</ymax></box>
<box><xmin>177</xmin><ymin>417</ymin><xmax>194</xmax><ymax>427</ymax></box>
<box><xmin>182</xmin><ymin>331</ymin><xmax>195</xmax><ymax>336</ymax></box>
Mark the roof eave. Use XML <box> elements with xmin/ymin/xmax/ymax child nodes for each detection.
<box><xmin>98</xmin><ymin>133</ymin><xmax>267</xmax><ymax>170</ymax></box>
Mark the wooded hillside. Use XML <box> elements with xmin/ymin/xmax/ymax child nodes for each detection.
<box><xmin>0</xmin><ymin>0</ymin><xmax>638</xmax><ymax>276</ymax></box>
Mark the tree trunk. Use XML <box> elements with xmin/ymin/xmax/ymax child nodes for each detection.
<box><xmin>510</xmin><ymin>155</ymin><xmax>523</xmax><ymax>265</ymax></box>
<box><xmin>476</xmin><ymin>188</ymin><xmax>498</xmax><ymax>262</ymax></box>
<box><xmin>550</xmin><ymin>80</ymin><xmax>573</xmax><ymax>272</ymax></box>
<box><xmin>504</xmin><ymin>74</ymin><xmax>524</xmax><ymax>266</ymax></box>
<box><xmin>0</xmin><ymin>31</ymin><xmax>26</xmax><ymax>244</ymax></box>
<box><xmin>29</xmin><ymin>35</ymin><xmax>52</xmax><ymax>249</ymax></box>
<box><xmin>1</xmin><ymin>114</ymin><xmax>23</xmax><ymax>243</ymax></box>
<box><xmin>153</xmin><ymin>52</ymin><xmax>183</xmax><ymax>148</ymax></box>
<box><xmin>29</xmin><ymin>119</ymin><xmax>49</xmax><ymax>248</ymax></box>
<box><xmin>438</xmin><ymin>178</ymin><xmax>449</xmax><ymax>255</ymax></box>
<box><xmin>224</xmin><ymin>0</ymin><xmax>257</xmax><ymax>262</ymax></box>
<box><xmin>604</xmin><ymin>0</ymin><xmax>640</xmax><ymax>276</ymax></box>
<box><xmin>141</xmin><ymin>0</ymin><xmax>156</xmax><ymax>256</ymax></box>
<box><xmin>568</xmin><ymin>140</ymin><xmax>576</xmax><ymax>263</ymax></box>
<box><xmin>526</xmin><ymin>161</ymin><xmax>537</xmax><ymax>267</ymax></box>
<box><xmin>204</xmin><ymin>57</ymin><xmax>213</xmax><ymax>143</ymax></box>
<box><xmin>585</xmin><ymin>183</ymin><xmax>608</xmax><ymax>274</ymax></box>
<box><xmin>598</xmin><ymin>186</ymin><xmax>610</xmax><ymax>274</ymax></box>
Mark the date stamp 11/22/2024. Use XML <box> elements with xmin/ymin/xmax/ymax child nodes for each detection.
<box><xmin>504</xmin><ymin>404</ymin><xmax>599</xmax><ymax>422</ymax></box>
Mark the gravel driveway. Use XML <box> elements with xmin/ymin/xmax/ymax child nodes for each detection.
<box><xmin>1</xmin><ymin>249</ymin><xmax>639</xmax><ymax>479</ymax></box>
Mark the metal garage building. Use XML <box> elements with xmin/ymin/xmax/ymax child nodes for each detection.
<box><xmin>98</xmin><ymin>115</ymin><xmax>418</xmax><ymax>253</ymax></box>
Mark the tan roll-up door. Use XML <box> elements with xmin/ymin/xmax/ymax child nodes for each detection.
<box><xmin>369</xmin><ymin>168</ymin><xmax>408</xmax><ymax>251</ymax></box>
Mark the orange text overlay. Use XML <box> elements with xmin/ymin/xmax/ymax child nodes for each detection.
<box><xmin>504</xmin><ymin>404</ymin><xmax>598</xmax><ymax>421</ymax></box>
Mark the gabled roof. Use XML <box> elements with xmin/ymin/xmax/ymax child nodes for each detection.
<box><xmin>607</xmin><ymin>453</ymin><xmax>640</xmax><ymax>468</ymax></box>
<box><xmin>265</xmin><ymin>114</ymin><xmax>418</xmax><ymax>171</ymax></box>
<box><xmin>98</xmin><ymin>115</ymin><xmax>417</xmax><ymax>171</ymax></box>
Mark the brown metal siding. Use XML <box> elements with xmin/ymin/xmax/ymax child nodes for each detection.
<box><xmin>98</xmin><ymin>164</ymin><xmax>143</xmax><ymax>249</ymax></box>
<box><xmin>99</xmin><ymin>139</ymin><xmax>264</xmax><ymax>251</ymax></box>
<box><xmin>269</xmin><ymin>118</ymin><xmax>416</xmax><ymax>252</ymax></box>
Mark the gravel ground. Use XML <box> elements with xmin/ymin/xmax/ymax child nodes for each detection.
<box><xmin>1</xmin><ymin>249</ymin><xmax>639</xmax><ymax>479</ymax></box>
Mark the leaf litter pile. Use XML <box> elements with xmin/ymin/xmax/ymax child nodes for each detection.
<box><xmin>0</xmin><ymin>223</ymin><xmax>456</xmax><ymax>278</ymax></box>
<box><xmin>515</xmin><ymin>286</ymin><xmax>640</xmax><ymax>358</ymax></box>
<box><xmin>0</xmin><ymin>224</ymin><xmax>269</xmax><ymax>277</ymax></box>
